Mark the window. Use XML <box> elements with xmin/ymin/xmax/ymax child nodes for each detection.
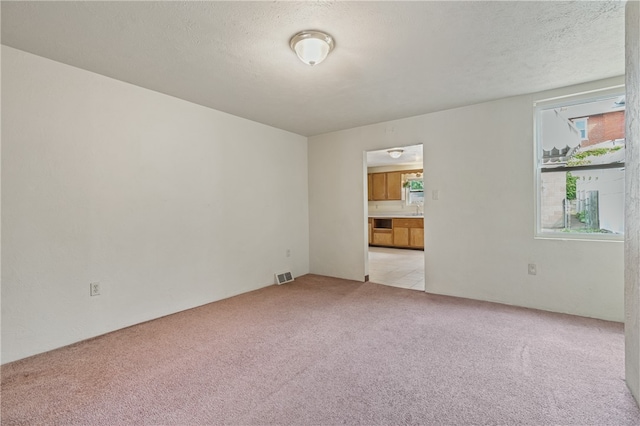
<box><xmin>573</xmin><ymin>117</ymin><xmax>588</xmax><ymax>140</ymax></box>
<box><xmin>407</xmin><ymin>179</ymin><xmax>424</xmax><ymax>191</ymax></box>
<box><xmin>402</xmin><ymin>174</ymin><xmax>424</xmax><ymax>205</ymax></box>
<box><xmin>535</xmin><ymin>88</ymin><xmax>625</xmax><ymax>239</ymax></box>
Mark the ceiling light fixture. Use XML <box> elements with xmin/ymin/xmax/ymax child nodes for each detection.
<box><xmin>387</xmin><ymin>149</ymin><xmax>404</xmax><ymax>159</ymax></box>
<box><xmin>290</xmin><ymin>30</ymin><xmax>335</xmax><ymax>66</ymax></box>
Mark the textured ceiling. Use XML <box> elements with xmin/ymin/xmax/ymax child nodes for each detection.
<box><xmin>1</xmin><ymin>1</ymin><xmax>626</xmax><ymax>137</ymax></box>
<box><xmin>367</xmin><ymin>144</ymin><xmax>423</xmax><ymax>168</ymax></box>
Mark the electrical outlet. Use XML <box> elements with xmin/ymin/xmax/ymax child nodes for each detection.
<box><xmin>286</xmin><ymin>249</ymin><xmax>291</xmax><ymax>258</ymax></box>
<box><xmin>528</xmin><ymin>264</ymin><xmax>537</xmax><ymax>275</ymax></box>
<box><xmin>432</xmin><ymin>190</ymin><xmax>439</xmax><ymax>200</ymax></box>
<box><xmin>90</xmin><ymin>282</ymin><xmax>101</xmax><ymax>296</ymax></box>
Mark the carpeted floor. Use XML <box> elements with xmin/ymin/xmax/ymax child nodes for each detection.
<box><xmin>2</xmin><ymin>274</ymin><xmax>639</xmax><ymax>425</ymax></box>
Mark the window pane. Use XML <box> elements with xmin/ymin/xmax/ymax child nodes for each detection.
<box><xmin>540</xmin><ymin>169</ymin><xmax>624</xmax><ymax>235</ymax></box>
<box><xmin>573</xmin><ymin>118</ymin><xmax>588</xmax><ymax>140</ymax></box>
<box><xmin>540</xmin><ymin>96</ymin><xmax>625</xmax><ymax>169</ymax></box>
<box><xmin>409</xmin><ymin>180</ymin><xmax>423</xmax><ymax>190</ymax></box>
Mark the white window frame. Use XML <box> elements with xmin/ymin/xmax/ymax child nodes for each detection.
<box><xmin>533</xmin><ymin>85</ymin><xmax>625</xmax><ymax>241</ymax></box>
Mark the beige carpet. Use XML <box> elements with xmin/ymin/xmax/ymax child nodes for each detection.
<box><xmin>2</xmin><ymin>274</ymin><xmax>639</xmax><ymax>425</ymax></box>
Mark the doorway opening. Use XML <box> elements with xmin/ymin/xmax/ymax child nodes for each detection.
<box><xmin>365</xmin><ymin>144</ymin><xmax>425</xmax><ymax>291</ymax></box>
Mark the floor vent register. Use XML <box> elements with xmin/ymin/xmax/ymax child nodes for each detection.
<box><xmin>275</xmin><ymin>271</ymin><xmax>294</xmax><ymax>285</ymax></box>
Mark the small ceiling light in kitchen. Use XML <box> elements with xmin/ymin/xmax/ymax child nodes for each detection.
<box><xmin>387</xmin><ymin>149</ymin><xmax>404</xmax><ymax>159</ymax></box>
<box><xmin>290</xmin><ymin>30</ymin><xmax>335</xmax><ymax>66</ymax></box>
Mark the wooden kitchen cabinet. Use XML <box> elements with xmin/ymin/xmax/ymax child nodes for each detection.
<box><xmin>372</xmin><ymin>229</ymin><xmax>393</xmax><ymax>246</ymax></box>
<box><xmin>393</xmin><ymin>226</ymin><xmax>409</xmax><ymax>246</ymax></box>
<box><xmin>393</xmin><ymin>218</ymin><xmax>422</xmax><ymax>248</ymax></box>
<box><xmin>386</xmin><ymin>172</ymin><xmax>403</xmax><ymax>200</ymax></box>
<box><xmin>369</xmin><ymin>218</ymin><xmax>423</xmax><ymax>250</ymax></box>
<box><xmin>368</xmin><ymin>169</ymin><xmax>422</xmax><ymax>201</ymax></box>
<box><xmin>410</xmin><ymin>228</ymin><xmax>424</xmax><ymax>248</ymax></box>
<box><xmin>371</xmin><ymin>218</ymin><xmax>393</xmax><ymax>246</ymax></box>
<box><xmin>369</xmin><ymin>171</ymin><xmax>403</xmax><ymax>201</ymax></box>
<box><xmin>371</xmin><ymin>173</ymin><xmax>387</xmax><ymax>200</ymax></box>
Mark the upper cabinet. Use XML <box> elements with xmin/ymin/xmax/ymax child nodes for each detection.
<box><xmin>371</xmin><ymin>173</ymin><xmax>386</xmax><ymax>200</ymax></box>
<box><xmin>370</xmin><ymin>172</ymin><xmax>402</xmax><ymax>201</ymax></box>
<box><xmin>386</xmin><ymin>172</ymin><xmax>403</xmax><ymax>200</ymax></box>
<box><xmin>368</xmin><ymin>170</ymin><xmax>420</xmax><ymax>201</ymax></box>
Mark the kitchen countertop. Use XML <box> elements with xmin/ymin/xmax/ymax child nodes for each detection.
<box><xmin>369</xmin><ymin>213</ymin><xmax>423</xmax><ymax>218</ymax></box>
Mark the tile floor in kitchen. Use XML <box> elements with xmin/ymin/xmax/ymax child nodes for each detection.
<box><xmin>368</xmin><ymin>246</ymin><xmax>424</xmax><ymax>291</ymax></box>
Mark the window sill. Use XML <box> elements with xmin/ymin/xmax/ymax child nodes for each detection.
<box><xmin>534</xmin><ymin>232</ymin><xmax>624</xmax><ymax>242</ymax></box>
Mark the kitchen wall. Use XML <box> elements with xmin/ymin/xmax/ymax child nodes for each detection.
<box><xmin>1</xmin><ymin>47</ymin><xmax>310</xmax><ymax>363</ymax></box>
<box><xmin>309</xmin><ymin>76</ymin><xmax>625</xmax><ymax>321</ymax></box>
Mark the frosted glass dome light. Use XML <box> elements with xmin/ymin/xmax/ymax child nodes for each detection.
<box><xmin>387</xmin><ymin>149</ymin><xmax>404</xmax><ymax>159</ymax></box>
<box><xmin>290</xmin><ymin>30</ymin><xmax>335</xmax><ymax>66</ymax></box>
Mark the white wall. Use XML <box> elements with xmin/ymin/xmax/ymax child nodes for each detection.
<box><xmin>625</xmin><ymin>0</ymin><xmax>640</xmax><ymax>405</ymax></box>
<box><xmin>1</xmin><ymin>47</ymin><xmax>310</xmax><ymax>363</ymax></box>
<box><xmin>309</xmin><ymin>76</ymin><xmax>625</xmax><ymax>321</ymax></box>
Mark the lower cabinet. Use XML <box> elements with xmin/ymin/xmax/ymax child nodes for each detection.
<box><xmin>373</xmin><ymin>229</ymin><xmax>393</xmax><ymax>246</ymax></box>
<box><xmin>370</xmin><ymin>217</ymin><xmax>423</xmax><ymax>249</ymax></box>
<box><xmin>393</xmin><ymin>227</ymin><xmax>409</xmax><ymax>246</ymax></box>
<box><xmin>409</xmin><ymin>228</ymin><xmax>424</xmax><ymax>248</ymax></box>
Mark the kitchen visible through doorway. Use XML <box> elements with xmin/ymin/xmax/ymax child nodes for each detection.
<box><xmin>366</xmin><ymin>144</ymin><xmax>425</xmax><ymax>291</ymax></box>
